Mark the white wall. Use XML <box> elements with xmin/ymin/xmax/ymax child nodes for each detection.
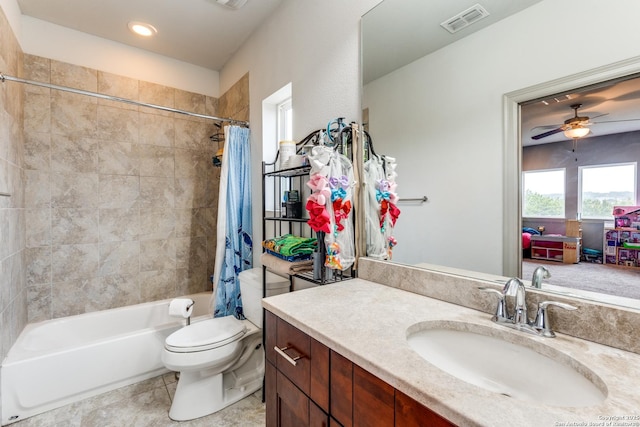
<box><xmin>0</xmin><ymin>0</ymin><xmax>219</xmax><ymax>97</ymax></box>
<box><xmin>0</xmin><ymin>0</ymin><xmax>20</xmax><ymax>36</ymax></box>
<box><xmin>363</xmin><ymin>0</ymin><xmax>640</xmax><ymax>274</ymax></box>
<box><xmin>219</xmin><ymin>0</ymin><xmax>382</xmax><ymax>265</ymax></box>
<box><xmin>19</xmin><ymin>16</ymin><xmax>219</xmax><ymax>96</ymax></box>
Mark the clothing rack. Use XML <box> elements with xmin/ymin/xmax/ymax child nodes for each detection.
<box><xmin>0</xmin><ymin>73</ymin><xmax>249</xmax><ymax>126</ymax></box>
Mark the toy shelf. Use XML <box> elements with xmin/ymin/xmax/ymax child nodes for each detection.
<box><xmin>530</xmin><ymin>235</ymin><xmax>581</xmax><ymax>264</ymax></box>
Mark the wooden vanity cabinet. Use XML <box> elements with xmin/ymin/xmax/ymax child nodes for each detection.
<box><xmin>265</xmin><ymin>310</ymin><xmax>457</xmax><ymax>427</ymax></box>
<box><xmin>266</xmin><ymin>310</ymin><xmax>330</xmax><ymax>427</ymax></box>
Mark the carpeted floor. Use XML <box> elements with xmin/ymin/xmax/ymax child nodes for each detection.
<box><xmin>522</xmin><ymin>259</ymin><xmax>640</xmax><ymax>301</ymax></box>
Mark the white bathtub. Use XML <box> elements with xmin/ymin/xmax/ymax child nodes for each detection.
<box><xmin>1</xmin><ymin>292</ymin><xmax>213</xmax><ymax>425</ymax></box>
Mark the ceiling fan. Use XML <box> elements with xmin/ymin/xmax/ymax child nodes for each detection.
<box><xmin>531</xmin><ymin>103</ymin><xmax>604</xmax><ymax>140</ymax></box>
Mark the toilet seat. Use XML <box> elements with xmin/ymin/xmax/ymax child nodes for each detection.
<box><xmin>165</xmin><ymin>316</ymin><xmax>247</xmax><ymax>353</ymax></box>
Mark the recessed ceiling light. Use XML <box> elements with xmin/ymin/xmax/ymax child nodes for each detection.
<box><xmin>128</xmin><ymin>21</ymin><xmax>158</xmax><ymax>37</ymax></box>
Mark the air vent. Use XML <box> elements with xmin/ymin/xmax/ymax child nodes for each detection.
<box><xmin>440</xmin><ymin>4</ymin><xmax>490</xmax><ymax>34</ymax></box>
<box><xmin>215</xmin><ymin>0</ymin><xmax>248</xmax><ymax>10</ymax></box>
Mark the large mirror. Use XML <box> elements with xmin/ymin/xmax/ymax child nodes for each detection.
<box><xmin>361</xmin><ymin>0</ymin><xmax>640</xmax><ymax>309</ymax></box>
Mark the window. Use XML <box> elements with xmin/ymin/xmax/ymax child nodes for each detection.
<box><xmin>277</xmin><ymin>98</ymin><xmax>293</xmax><ymax>142</ymax></box>
<box><xmin>579</xmin><ymin>163</ymin><xmax>637</xmax><ymax>219</ymax></box>
<box><xmin>522</xmin><ymin>169</ymin><xmax>565</xmax><ymax>218</ymax></box>
<box><xmin>262</xmin><ymin>84</ymin><xmax>292</xmax><ymax>214</ymax></box>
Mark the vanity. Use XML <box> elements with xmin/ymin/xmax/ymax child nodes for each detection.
<box><xmin>262</xmin><ymin>260</ymin><xmax>640</xmax><ymax>426</ymax></box>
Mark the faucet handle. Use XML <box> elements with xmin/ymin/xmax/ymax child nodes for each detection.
<box><xmin>533</xmin><ymin>301</ymin><xmax>578</xmax><ymax>338</ymax></box>
<box><xmin>478</xmin><ymin>287</ymin><xmax>508</xmax><ymax>322</ymax></box>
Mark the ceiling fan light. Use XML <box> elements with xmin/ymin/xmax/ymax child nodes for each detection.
<box><xmin>564</xmin><ymin>126</ymin><xmax>590</xmax><ymax>139</ymax></box>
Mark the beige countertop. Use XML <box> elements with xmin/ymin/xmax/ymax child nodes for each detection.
<box><xmin>262</xmin><ymin>278</ymin><xmax>640</xmax><ymax>427</ymax></box>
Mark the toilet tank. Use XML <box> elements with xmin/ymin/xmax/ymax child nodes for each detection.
<box><xmin>239</xmin><ymin>268</ymin><xmax>290</xmax><ymax>328</ymax></box>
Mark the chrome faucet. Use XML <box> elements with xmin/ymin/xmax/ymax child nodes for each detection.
<box><xmin>531</xmin><ymin>266</ymin><xmax>550</xmax><ymax>289</ymax></box>
<box><xmin>479</xmin><ymin>278</ymin><xmax>577</xmax><ymax>337</ymax></box>
<box><xmin>503</xmin><ymin>277</ymin><xmax>528</xmax><ymax>326</ymax></box>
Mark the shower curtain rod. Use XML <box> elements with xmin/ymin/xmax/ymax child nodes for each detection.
<box><xmin>0</xmin><ymin>72</ymin><xmax>249</xmax><ymax>126</ymax></box>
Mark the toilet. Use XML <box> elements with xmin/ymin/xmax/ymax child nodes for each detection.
<box><xmin>162</xmin><ymin>268</ymin><xmax>289</xmax><ymax>421</ymax></box>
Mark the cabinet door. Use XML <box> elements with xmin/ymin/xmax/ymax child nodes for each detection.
<box><xmin>310</xmin><ymin>400</ymin><xmax>330</xmax><ymax>427</ymax></box>
<box><xmin>330</xmin><ymin>350</ymin><xmax>353</xmax><ymax>427</ymax></box>
<box><xmin>277</xmin><ymin>370</ymin><xmax>309</xmax><ymax>427</ymax></box>
<box><xmin>276</xmin><ymin>317</ymin><xmax>312</xmax><ymax>394</ymax></box>
<box><xmin>266</xmin><ymin>361</ymin><xmax>278</xmax><ymax>427</ymax></box>
<box><xmin>395</xmin><ymin>390</ymin><xmax>456</xmax><ymax>427</ymax></box>
<box><xmin>353</xmin><ymin>365</ymin><xmax>394</xmax><ymax>427</ymax></box>
<box><xmin>310</xmin><ymin>338</ymin><xmax>330</xmax><ymax>412</ymax></box>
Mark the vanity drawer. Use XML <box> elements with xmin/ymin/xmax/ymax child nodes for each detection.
<box><xmin>266</xmin><ymin>310</ymin><xmax>329</xmax><ymax>401</ymax></box>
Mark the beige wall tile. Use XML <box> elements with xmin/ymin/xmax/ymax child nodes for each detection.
<box><xmin>51</xmin><ymin>134</ymin><xmax>98</xmax><ymax>173</ymax></box>
<box><xmin>174</xmin><ymin>148</ymin><xmax>207</xmax><ymax>178</ymax></box>
<box><xmin>99</xmin><ymin>241</ymin><xmax>140</xmax><ymax>277</ymax></box>
<box><xmin>174</xmin><ymin>208</ymin><xmax>194</xmax><ymax>238</ymax></box>
<box><xmin>140</xmin><ymin>176</ymin><xmax>174</xmax><ymax>207</ymax></box>
<box><xmin>23</xmin><ymin>55</ymin><xmax>51</xmax><ymax>93</ymax></box>
<box><xmin>25</xmin><ymin>208</ymin><xmax>50</xmax><ymax>248</ymax></box>
<box><xmin>175</xmin><ymin>89</ymin><xmax>205</xmax><ymax>115</ymax></box>
<box><xmin>99</xmin><ymin>207</ymin><xmax>140</xmax><ymax>242</ymax></box>
<box><xmin>51</xmin><ymin>207</ymin><xmax>99</xmax><ymax>245</ymax></box>
<box><xmin>51</xmin><ymin>60</ymin><xmax>98</xmax><ymax>93</ymax></box>
<box><xmin>175</xmin><ymin>177</ymin><xmax>206</xmax><ymax>209</ymax></box>
<box><xmin>18</xmin><ymin>55</ymin><xmax>239</xmax><ymax>321</ymax></box>
<box><xmin>51</xmin><ymin>243</ymin><xmax>99</xmax><ymax>282</ymax></box>
<box><xmin>140</xmin><ymin>239</ymin><xmax>176</xmax><ymax>272</ymax></box>
<box><xmin>139</xmin><ymin>208</ymin><xmax>176</xmax><ymax>241</ymax></box>
<box><xmin>24</xmin><ymin>170</ymin><xmax>51</xmax><ymax>208</ymax></box>
<box><xmin>175</xmin><ymin>236</ymin><xmax>206</xmax><ymax>270</ymax></box>
<box><xmin>97</xmin><ymin>71</ymin><xmax>138</xmax><ymax>111</ymax></box>
<box><xmin>205</xmin><ymin>96</ymin><xmax>218</xmax><ymax>117</ymax></box>
<box><xmin>175</xmin><ymin>118</ymin><xmax>209</xmax><ymax>150</ymax></box>
<box><xmin>99</xmin><ymin>174</ymin><xmax>139</xmax><ymax>209</ymax></box>
<box><xmin>139</xmin><ymin>81</ymin><xmax>174</xmax><ymax>108</ymax></box>
<box><xmin>25</xmin><ymin>246</ymin><xmax>51</xmax><ymax>286</ymax></box>
<box><xmin>24</xmin><ymin>130</ymin><xmax>51</xmax><ymax>171</ymax></box>
<box><xmin>51</xmin><ymin>172</ymin><xmax>99</xmax><ymax>208</ymax></box>
<box><xmin>139</xmin><ymin>112</ymin><xmax>174</xmax><ymax>147</ymax></box>
<box><xmin>24</xmin><ymin>91</ymin><xmax>51</xmax><ymax>133</ymax></box>
<box><xmin>1</xmin><ymin>8</ymin><xmax>27</xmax><ymax>355</ymax></box>
<box><xmin>140</xmin><ymin>269</ymin><xmax>176</xmax><ymax>301</ymax></box>
<box><xmin>51</xmin><ymin>278</ymin><xmax>99</xmax><ymax>317</ymax></box>
<box><xmin>27</xmin><ymin>283</ymin><xmax>51</xmax><ymax>322</ymax></box>
<box><xmin>95</xmin><ymin>274</ymin><xmax>141</xmax><ymax>309</ymax></box>
<box><xmin>97</xmin><ymin>105</ymin><xmax>139</xmax><ymax>143</ymax></box>
<box><xmin>98</xmin><ymin>139</ymin><xmax>139</xmax><ymax>176</ymax></box>
<box><xmin>139</xmin><ymin>145</ymin><xmax>175</xmax><ymax>178</ymax></box>
<box><xmin>176</xmin><ymin>267</ymin><xmax>208</xmax><ymax>296</ymax></box>
<box><xmin>51</xmin><ymin>97</ymin><xmax>98</xmax><ymax>137</ymax></box>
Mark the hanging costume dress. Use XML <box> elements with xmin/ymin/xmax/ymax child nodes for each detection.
<box><xmin>305</xmin><ymin>145</ymin><xmax>355</xmax><ymax>271</ymax></box>
<box><xmin>364</xmin><ymin>155</ymin><xmax>400</xmax><ymax>260</ymax></box>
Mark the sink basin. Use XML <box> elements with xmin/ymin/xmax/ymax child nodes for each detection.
<box><xmin>407</xmin><ymin>321</ymin><xmax>607</xmax><ymax>407</ymax></box>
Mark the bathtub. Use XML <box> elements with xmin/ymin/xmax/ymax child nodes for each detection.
<box><xmin>1</xmin><ymin>292</ymin><xmax>213</xmax><ymax>425</ymax></box>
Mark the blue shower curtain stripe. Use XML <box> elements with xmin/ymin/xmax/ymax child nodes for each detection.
<box><xmin>214</xmin><ymin>126</ymin><xmax>252</xmax><ymax>319</ymax></box>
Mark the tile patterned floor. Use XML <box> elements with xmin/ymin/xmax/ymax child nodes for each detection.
<box><xmin>10</xmin><ymin>373</ymin><xmax>266</xmax><ymax>427</ymax></box>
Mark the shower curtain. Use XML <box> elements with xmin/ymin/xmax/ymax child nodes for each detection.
<box><xmin>213</xmin><ymin>125</ymin><xmax>252</xmax><ymax>319</ymax></box>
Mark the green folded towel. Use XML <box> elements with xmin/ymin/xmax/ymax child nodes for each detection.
<box><xmin>263</xmin><ymin>234</ymin><xmax>317</xmax><ymax>256</ymax></box>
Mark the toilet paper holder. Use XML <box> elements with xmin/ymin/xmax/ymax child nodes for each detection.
<box><xmin>169</xmin><ymin>298</ymin><xmax>195</xmax><ymax>325</ymax></box>
<box><xmin>185</xmin><ymin>301</ymin><xmax>194</xmax><ymax>325</ymax></box>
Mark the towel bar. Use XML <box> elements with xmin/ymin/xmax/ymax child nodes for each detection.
<box><xmin>399</xmin><ymin>196</ymin><xmax>427</xmax><ymax>203</ymax></box>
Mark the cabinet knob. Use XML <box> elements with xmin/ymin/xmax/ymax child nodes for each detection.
<box><xmin>274</xmin><ymin>345</ymin><xmax>303</xmax><ymax>366</ymax></box>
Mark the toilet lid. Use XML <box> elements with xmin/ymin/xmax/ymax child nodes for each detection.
<box><xmin>165</xmin><ymin>316</ymin><xmax>247</xmax><ymax>353</ymax></box>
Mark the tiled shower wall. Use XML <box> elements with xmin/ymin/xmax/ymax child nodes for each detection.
<box><xmin>0</xmin><ymin>8</ymin><xmax>27</xmax><ymax>363</ymax></box>
<box><xmin>22</xmin><ymin>56</ymin><xmax>249</xmax><ymax>322</ymax></box>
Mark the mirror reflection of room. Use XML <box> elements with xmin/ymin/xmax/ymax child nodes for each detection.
<box><xmin>361</xmin><ymin>0</ymin><xmax>640</xmax><ymax>309</ymax></box>
<box><xmin>520</xmin><ymin>75</ymin><xmax>640</xmax><ymax>301</ymax></box>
